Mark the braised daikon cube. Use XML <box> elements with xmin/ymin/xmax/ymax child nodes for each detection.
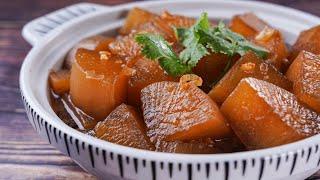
<box><xmin>221</xmin><ymin>77</ymin><xmax>320</xmax><ymax>150</ymax></box>
<box><xmin>286</xmin><ymin>51</ymin><xmax>320</xmax><ymax>113</ymax></box>
<box><xmin>64</xmin><ymin>35</ymin><xmax>112</xmax><ymax>69</ymax></box>
<box><xmin>193</xmin><ymin>53</ymin><xmax>239</xmax><ymax>91</ymax></box>
<box><xmin>156</xmin><ymin>136</ymin><xmax>245</xmax><ymax>154</ymax></box>
<box><xmin>127</xmin><ymin>58</ymin><xmax>177</xmax><ymax>107</ymax></box>
<box><xmin>209</xmin><ymin>52</ymin><xmax>292</xmax><ymax>104</ymax></box>
<box><xmin>230</xmin><ymin>13</ymin><xmax>269</xmax><ymax>39</ymax></box>
<box><xmin>120</xmin><ymin>8</ymin><xmax>158</xmax><ymax>35</ymax></box>
<box><xmin>93</xmin><ymin>104</ymin><xmax>155</xmax><ymax>150</ymax></box>
<box><xmin>254</xmin><ymin>27</ymin><xmax>288</xmax><ymax>71</ymax></box>
<box><xmin>49</xmin><ymin>70</ymin><xmax>70</xmax><ymax>95</ymax></box>
<box><xmin>155</xmin><ymin>138</ymin><xmax>221</xmax><ymax>154</ymax></box>
<box><xmin>141</xmin><ymin>81</ymin><xmax>232</xmax><ymax>143</ymax></box>
<box><xmin>133</xmin><ymin>12</ymin><xmax>195</xmax><ymax>43</ymax></box>
<box><xmin>70</xmin><ymin>48</ymin><xmax>131</xmax><ymax>120</ymax></box>
<box><xmin>108</xmin><ymin>34</ymin><xmax>141</xmax><ymax>66</ymax></box>
<box><xmin>290</xmin><ymin>25</ymin><xmax>320</xmax><ymax>61</ymax></box>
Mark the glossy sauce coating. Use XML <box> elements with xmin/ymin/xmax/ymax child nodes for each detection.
<box><xmin>193</xmin><ymin>53</ymin><xmax>239</xmax><ymax>91</ymax></box>
<box><xmin>49</xmin><ymin>70</ymin><xmax>70</xmax><ymax>95</ymax></box>
<box><xmin>155</xmin><ymin>138</ymin><xmax>221</xmax><ymax>154</ymax></box>
<box><xmin>286</xmin><ymin>51</ymin><xmax>320</xmax><ymax>113</ymax></box>
<box><xmin>209</xmin><ymin>51</ymin><xmax>292</xmax><ymax>105</ymax></box>
<box><xmin>128</xmin><ymin>58</ymin><xmax>177</xmax><ymax>107</ymax></box>
<box><xmin>289</xmin><ymin>25</ymin><xmax>320</xmax><ymax>61</ymax></box>
<box><xmin>70</xmin><ymin>48</ymin><xmax>131</xmax><ymax>120</ymax></box>
<box><xmin>119</xmin><ymin>8</ymin><xmax>158</xmax><ymax>35</ymax></box>
<box><xmin>108</xmin><ymin>34</ymin><xmax>142</xmax><ymax>66</ymax></box>
<box><xmin>141</xmin><ymin>81</ymin><xmax>231</xmax><ymax>143</ymax></box>
<box><xmin>110</xmin><ymin>9</ymin><xmax>195</xmax><ymax>64</ymax></box>
<box><xmin>254</xmin><ymin>27</ymin><xmax>289</xmax><ymax>71</ymax></box>
<box><xmin>64</xmin><ymin>35</ymin><xmax>111</xmax><ymax>69</ymax></box>
<box><xmin>93</xmin><ymin>104</ymin><xmax>155</xmax><ymax>150</ymax></box>
<box><xmin>230</xmin><ymin>13</ymin><xmax>269</xmax><ymax>39</ymax></box>
<box><xmin>221</xmin><ymin>77</ymin><xmax>320</xmax><ymax>149</ymax></box>
<box><xmin>156</xmin><ymin>136</ymin><xmax>245</xmax><ymax>154</ymax></box>
<box><xmin>51</xmin><ymin>93</ymin><xmax>97</xmax><ymax>130</ymax></box>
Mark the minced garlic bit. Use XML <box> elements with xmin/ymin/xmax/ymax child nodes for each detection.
<box><xmin>167</xmin><ymin>41</ymin><xmax>174</xmax><ymax>46</ymax></box>
<box><xmin>255</xmin><ymin>27</ymin><xmax>275</xmax><ymax>42</ymax></box>
<box><xmin>99</xmin><ymin>51</ymin><xmax>111</xmax><ymax>60</ymax></box>
<box><xmin>161</xmin><ymin>11</ymin><xmax>170</xmax><ymax>19</ymax></box>
<box><xmin>122</xmin><ymin>66</ymin><xmax>137</xmax><ymax>76</ymax></box>
<box><xmin>241</xmin><ymin>62</ymin><xmax>256</xmax><ymax>74</ymax></box>
<box><xmin>115</xmin><ymin>60</ymin><xmax>123</xmax><ymax>64</ymax></box>
<box><xmin>179</xmin><ymin>74</ymin><xmax>203</xmax><ymax>87</ymax></box>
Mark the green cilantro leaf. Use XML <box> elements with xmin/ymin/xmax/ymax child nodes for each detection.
<box><xmin>135</xmin><ymin>33</ymin><xmax>192</xmax><ymax>77</ymax></box>
<box><xmin>213</xmin><ymin>22</ymin><xmax>269</xmax><ymax>59</ymax></box>
<box><xmin>198</xmin><ymin>28</ymin><xmax>235</xmax><ymax>56</ymax></box>
<box><xmin>135</xmin><ymin>12</ymin><xmax>269</xmax><ymax>77</ymax></box>
<box><xmin>176</xmin><ymin>18</ymin><xmax>269</xmax><ymax>59</ymax></box>
<box><xmin>174</xmin><ymin>12</ymin><xmax>210</xmax><ymax>66</ymax></box>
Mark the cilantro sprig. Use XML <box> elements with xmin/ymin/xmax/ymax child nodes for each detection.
<box><xmin>177</xmin><ymin>13</ymin><xmax>210</xmax><ymax>67</ymax></box>
<box><xmin>135</xmin><ymin>12</ymin><xmax>269</xmax><ymax>77</ymax></box>
<box><xmin>135</xmin><ymin>33</ymin><xmax>192</xmax><ymax>76</ymax></box>
<box><xmin>210</xmin><ymin>22</ymin><xmax>269</xmax><ymax>58</ymax></box>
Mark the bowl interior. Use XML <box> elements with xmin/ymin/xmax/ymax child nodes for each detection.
<box><xmin>20</xmin><ymin>0</ymin><xmax>320</xmax><ymax>159</ymax></box>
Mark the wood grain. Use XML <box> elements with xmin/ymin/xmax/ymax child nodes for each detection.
<box><xmin>0</xmin><ymin>0</ymin><xmax>319</xmax><ymax>179</ymax></box>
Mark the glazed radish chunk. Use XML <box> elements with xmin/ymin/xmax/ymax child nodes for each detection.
<box><xmin>133</xmin><ymin>10</ymin><xmax>195</xmax><ymax>43</ymax></box>
<box><xmin>128</xmin><ymin>57</ymin><xmax>177</xmax><ymax>107</ymax></box>
<box><xmin>289</xmin><ymin>25</ymin><xmax>320</xmax><ymax>61</ymax></box>
<box><xmin>221</xmin><ymin>77</ymin><xmax>320</xmax><ymax>150</ymax></box>
<box><xmin>286</xmin><ymin>51</ymin><xmax>320</xmax><ymax>113</ymax></box>
<box><xmin>141</xmin><ymin>80</ymin><xmax>232</xmax><ymax>143</ymax></box>
<box><xmin>156</xmin><ymin>136</ymin><xmax>245</xmax><ymax>154</ymax></box>
<box><xmin>254</xmin><ymin>27</ymin><xmax>289</xmax><ymax>71</ymax></box>
<box><xmin>209</xmin><ymin>51</ymin><xmax>292</xmax><ymax>105</ymax></box>
<box><xmin>93</xmin><ymin>104</ymin><xmax>155</xmax><ymax>150</ymax></box>
<box><xmin>193</xmin><ymin>53</ymin><xmax>239</xmax><ymax>91</ymax></box>
<box><xmin>64</xmin><ymin>35</ymin><xmax>113</xmax><ymax>69</ymax></box>
<box><xmin>49</xmin><ymin>70</ymin><xmax>70</xmax><ymax>95</ymax></box>
<box><xmin>119</xmin><ymin>8</ymin><xmax>159</xmax><ymax>35</ymax></box>
<box><xmin>70</xmin><ymin>48</ymin><xmax>132</xmax><ymax>120</ymax></box>
<box><xmin>110</xmin><ymin>10</ymin><xmax>195</xmax><ymax>65</ymax></box>
<box><xmin>108</xmin><ymin>34</ymin><xmax>142</xmax><ymax>66</ymax></box>
<box><xmin>229</xmin><ymin>13</ymin><xmax>269</xmax><ymax>39</ymax></box>
<box><xmin>155</xmin><ymin>138</ymin><xmax>221</xmax><ymax>154</ymax></box>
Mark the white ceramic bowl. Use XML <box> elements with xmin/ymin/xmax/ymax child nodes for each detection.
<box><xmin>20</xmin><ymin>1</ymin><xmax>320</xmax><ymax>179</ymax></box>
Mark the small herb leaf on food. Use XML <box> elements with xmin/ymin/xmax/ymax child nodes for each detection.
<box><xmin>135</xmin><ymin>12</ymin><xmax>269</xmax><ymax>77</ymax></box>
<box><xmin>213</xmin><ymin>22</ymin><xmax>269</xmax><ymax>59</ymax></box>
<box><xmin>174</xmin><ymin>12</ymin><xmax>210</xmax><ymax>66</ymax></box>
<box><xmin>135</xmin><ymin>33</ymin><xmax>192</xmax><ymax>77</ymax></box>
<box><xmin>176</xmin><ymin>17</ymin><xmax>269</xmax><ymax>59</ymax></box>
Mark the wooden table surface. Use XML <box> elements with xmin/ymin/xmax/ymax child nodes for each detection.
<box><xmin>1</xmin><ymin>0</ymin><xmax>320</xmax><ymax>179</ymax></box>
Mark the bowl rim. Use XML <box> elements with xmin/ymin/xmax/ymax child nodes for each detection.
<box><xmin>20</xmin><ymin>0</ymin><xmax>320</xmax><ymax>161</ymax></box>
